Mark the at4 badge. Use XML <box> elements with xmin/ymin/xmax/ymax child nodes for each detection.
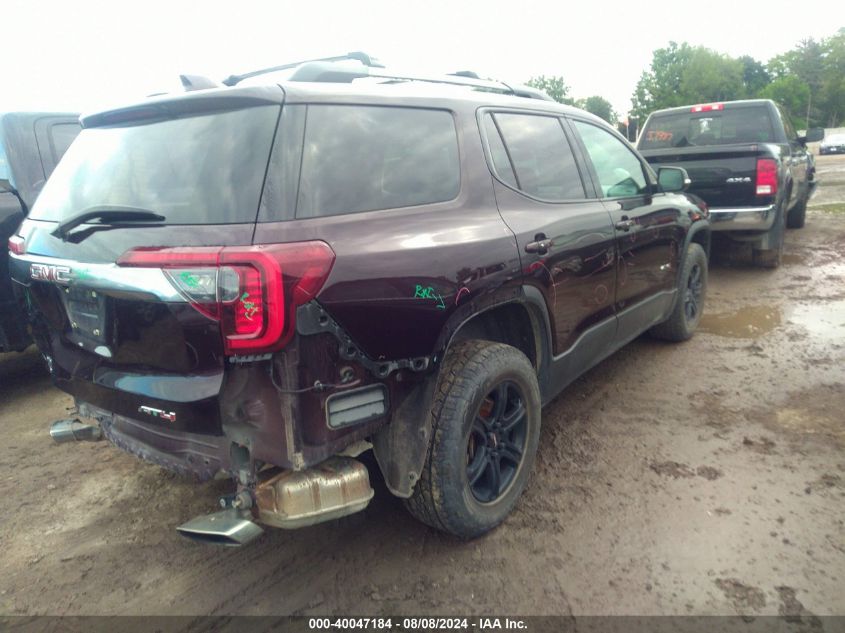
<box><xmin>138</xmin><ymin>405</ymin><xmax>176</xmax><ymax>423</ymax></box>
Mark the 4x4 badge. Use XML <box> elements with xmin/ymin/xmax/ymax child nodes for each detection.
<box><xmin>30</xmin><ymin>263</ymin><xmax>72</xmax><ymax>283</ymax></box>
<box><xmin>138</xmin><ymin>405</ymin><xmax>176</xmax><ymax>423</ymax></box>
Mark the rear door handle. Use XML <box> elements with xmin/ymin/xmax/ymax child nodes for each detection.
<box><xmin>525</xmin><ymin>238</ymin><xmax>553</xmax><ymax>254</ymax></box>
<box><xmin>615</xmin><ymin>218</ymin><xmax>635</xmax><ymax>231</ymax></box>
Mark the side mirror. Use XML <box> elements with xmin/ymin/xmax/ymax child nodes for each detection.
<box><xmin>803</xmin><ymin>128</ymin><xmax>824</xmax><ymax>143</ymax></box>
<box><xmin>0</xmin><ymin>177</ymin><xmax>12</xmax><ymax>193</ymax></box>
<box><xmin>657</xmin><ymin>167</ymin><xmax>690</xmax><ymax>193</ymax></box>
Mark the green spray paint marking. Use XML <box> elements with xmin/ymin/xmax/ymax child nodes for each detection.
<box><xmin>240</xmin><ymin>292</ymin><xmax>258</xmax><ymax>320</ymax></box>
<box><xmin>414</xmin><ymin>284</ymin><xmax>446</xmax><ymax>310</ymax></box>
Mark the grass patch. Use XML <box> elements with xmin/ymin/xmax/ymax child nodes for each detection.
<box><xmin>809</xmin><ymin>202</ymin><xmax>845</xmax><ymax>214</ymax></box>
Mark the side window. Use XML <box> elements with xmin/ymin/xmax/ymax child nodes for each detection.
<box><xmin>49</xmin><ymin>123</ymin><xmax>82</xmax><ymax>164</ymax></box>
<box><xmin>296</xmin><ymin>105</ymin><xmax>460</xmax><ymax>218</ymax></box>
<box><xmin>573</xmin><ymin>120</ymin><xmax>648</xmax><ymax>198</ymax></box>
<box><xmin>0</xmin><ymin>140</ymin><xmax>10</xmax><ymax>181</ymax></box>
<box><xmin>491</xmin><ymin>113</ymin><xmax>585</xmax><ymax>200</ymax></box>
<box><xmin>483</xmin><ymin>115</ymin><xmax>517</xmax><ymax>188</ymax></box>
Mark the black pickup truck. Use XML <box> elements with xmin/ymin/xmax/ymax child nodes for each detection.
<box><xmin>1</xmin><ymin>112</ymin><xmax>80</xmax><ymax>351</ymax></box>
<box><xmin>637</xmin><ymin>99</ymin><xmax>823</xmax><ymax>267</ymax></box>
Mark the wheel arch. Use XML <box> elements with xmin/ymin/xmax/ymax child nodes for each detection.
<box><xmin>372</xmin><ymin>287</ymin><xmax>554</xmax><ymax>498</ymax></box>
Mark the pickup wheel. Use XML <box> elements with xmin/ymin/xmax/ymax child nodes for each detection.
<box><xmin>649</xmin><ymin>243</ymin><xmax>707</xmax><ymax>342</ymax></box>
<box><xmin>404</xmin><ymin>340</ymin><xmax>540</xmax><ymax>538</ymax></box>
<box><xmin>786</xmin><ymin>192</ymin><xmax>808</xmax><ymax>229</ymax></box>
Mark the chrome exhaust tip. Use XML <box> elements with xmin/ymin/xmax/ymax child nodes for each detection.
<box><xmin>176</xmin><ymin>509</ymin><xmax>264</xmax><ymax>547</ymax></box>
<box><xmin>49</xmin><ymin>419</ymin><xmax>103</xmax><ymax>443</ymax></box>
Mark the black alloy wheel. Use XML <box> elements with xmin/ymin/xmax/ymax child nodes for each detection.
<box><xmin>466</xmin><ymin>381</ymin><xmax>528</xmax><ymax>503</ymax></box>
<box><xmin>684</xmin><ymin>262</ymin><xmax>704</xmax><ymax>324</ymax></box>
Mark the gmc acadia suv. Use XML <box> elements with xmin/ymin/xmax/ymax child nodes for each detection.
<box><xmin>8</xmin><ymin>56</ymin><xmax>710</xmax><ymax>544</ymax></box>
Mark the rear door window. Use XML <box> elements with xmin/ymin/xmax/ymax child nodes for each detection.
<box><xmin>639</xmin><ymin>106</ymin><xmax>775</xmax><ymax>149</ymax></box>
<box><xmin>487</xmin><ymin>112</ymin><xmax>586</xmax><ymax>200</ymax></box>
<box><xmin>295</xmin><ymin>105</ymin><xmax>460</xmax><ymax>218</ymax></box>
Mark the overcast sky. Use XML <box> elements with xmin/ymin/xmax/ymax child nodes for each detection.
<box><xmin>6</xmin><ymin>0</ymin><xmax>840</xmax><ymax>119</ymax></box>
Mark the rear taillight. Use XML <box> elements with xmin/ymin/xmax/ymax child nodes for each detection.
<box><xmin>8</xmin><ymin>235</ymin><xmax>25</xmax><ymax>255</ymax></box>
<box><xmin>755</xmin><ymin>158</ymin><xmax>778</xmax><ymax>196</ymax></box>
<box><xmin>117</xmin><ymin>242</ymin><xmax>335</xmax><ymax>355</ymax></box>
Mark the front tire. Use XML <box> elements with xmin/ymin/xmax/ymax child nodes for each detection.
<box><xmin>404</xmin><ymin>340</ymin><xmax>541</xmax><ymax>538</ymax></box>
<box><xmin>786</xmin><ymin>191</ymin><xmax>808</xmax><ymax>229</ymax></box>
<box><xmin>649</xmin><ymin>242</ymin><xmax>708</xmax><ymax>342</ymax></box>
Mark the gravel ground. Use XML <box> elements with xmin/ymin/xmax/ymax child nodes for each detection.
<box><xmin>1</xmin><ymin>155</ymin><xmax>843</xmax><ymax>618</ymax></box>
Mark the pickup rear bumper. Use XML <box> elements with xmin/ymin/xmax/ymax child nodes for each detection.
<box><xmin>708</xmin><ymin>205</ymin><xmax>776</xmax><ymax>232</ymax></box>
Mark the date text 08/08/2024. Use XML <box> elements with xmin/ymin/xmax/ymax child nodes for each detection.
<box><xmin>308</xmin><ymin>617</ymin><xmax>528</xmax><ymax>630</ymax></box>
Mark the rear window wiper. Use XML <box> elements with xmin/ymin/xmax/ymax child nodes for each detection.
<box><xmin>52</xmin><ymin>206</ymin><xmax>166</xmax><ymax>240</ymax></box>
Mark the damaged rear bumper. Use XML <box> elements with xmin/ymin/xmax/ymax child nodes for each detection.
<box><xmin>80</xmin><ymin>401</ymin><xmax>229</xmax><ymax>480</ymax></box>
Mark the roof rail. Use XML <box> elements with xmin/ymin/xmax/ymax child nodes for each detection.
<box><xmin>285</xmin><ymin>63</ymin><xmax>553</xmax><ymax>102</ymax></box>
<box><xmin>222</xmin><ymin>51</ymin><xmax>383</xmax><ymax>86</ymax></box>
<box><xmin>218</xmin><ymin>52</ymin><xmax>553</xmax><ymax>102</ymax></box>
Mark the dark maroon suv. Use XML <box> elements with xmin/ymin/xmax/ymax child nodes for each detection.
<box><xmin>8</xmin><ymin>57</ymin><xmax>710</xmax><ymax>544</ymax></box>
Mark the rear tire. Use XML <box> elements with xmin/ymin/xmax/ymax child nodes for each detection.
<box><xmin>649</xmin><ymin>243</ymin><xmax>707</xmax><ymax>342</ymax></box>
<box><xmin>404</xmin><ymin>340</ymin><xmax>541</xmax><ymax>538</ymax></box>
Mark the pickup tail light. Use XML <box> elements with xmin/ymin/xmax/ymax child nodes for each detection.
<box><xmin>117</xmin><ymin>242</ymin><xmax>335</xmax><ymax>355</ymax></box>
<box><xmin>8</xmin><ymin>235</ymin><xmax>25</xmax><ymax>255</ymax></box>
<box><xmin>755</xmin><ymin>158</ymin><xmax>778</xmax><ymax>196</ymax></box>
<box><xmin>691</xmin><ymin>103</ymin><xmax>724</xmax><ymax>113</ymax></box>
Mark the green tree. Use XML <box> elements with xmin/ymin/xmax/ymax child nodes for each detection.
<box><xmin>759</xmin><ymin>76</ymin><xmax>810</xmax><ymax>123</ymax></box>
<box><xmin>577</xmin><ymin>96</ymin><xmax>616</xmax><ymax>123</ymax></box>
<box><xmin>629</xmin><ymin>41</ymin><xmax>695</xmax><ymax>121</ymax></box>
<box><xmin>768</xmin><ymin>37</ymin><xmax>826</xmax><ymax>126</ymax></box>
<box><xmin>679</xmin><ymin>48</ymin><xmax>744</xmax><ymax>103</ymax></box>
<box><xmin>526</xmin><ymin>75</ymin><xmax>573</xmax><ymax>105</ymax></box>
<box><xmin>818</xmin><ymin>28</ymin><xmax>845</xmax><ymax>127</ymax></box>
<box><xmin>738</xmin><ymin>55</ymin><xmax>771</xmax><ymax>97</ymax></box>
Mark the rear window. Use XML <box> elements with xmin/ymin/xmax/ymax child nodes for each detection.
<box><xmin>295</xmin><ymin>105</ymin><xmax>460</xmax><ymax>218</ymax></box>
<box><xmin>638</xmin><ymin>106</ymin><xmax>775</xmax><ymax>149</ymax></box>
<box><xmin>30</xmin><ymin>106</ymin><xmax>280</xmax><ymax>224</ymax></box>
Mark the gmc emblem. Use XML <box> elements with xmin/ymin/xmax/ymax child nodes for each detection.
<box><xmin>30</xmin><ymin>263</ymin><xmax>72</xmax><ymax>284</ymax></box>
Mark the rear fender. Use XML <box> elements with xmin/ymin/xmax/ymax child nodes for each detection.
<box><xmin>373</xmin><ymin>286</ymin><xmax>553</xmax><ymax>497</ymax></box>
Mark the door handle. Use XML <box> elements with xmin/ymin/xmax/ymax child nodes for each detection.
<box><xmin>615</xmin><ymin>218</ymin><xmax>635</xmax><ymax>231</ymax></box>
<box><xmin>525</xmin><ymin>237</ymin><xmax>553</xmax><ymax>254</ymax></box>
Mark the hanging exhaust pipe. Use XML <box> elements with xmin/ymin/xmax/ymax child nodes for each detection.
<box><xmin>176</xmin><ymin>509</ymin><xmax>264</xmax><ymax>547</ymax></box>
<box><xmin>176</xmin><ymin>456</ymin><xmax>374</xmax><ymax>546</ymax></box>
<box><xmin>50</xmin><ymin>419</ymin><xmax>103</xmax><ymax>443</ymax></box>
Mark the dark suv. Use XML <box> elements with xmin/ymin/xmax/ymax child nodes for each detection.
<box><xmin>1</xmin><ymin>112</ymin><xmax>81</xmax><ymax>351</ymax></box>
<box><xmin>8</xmin><ymin>57</ymin><xmax>710</xmax><ymax>544</ymax></box>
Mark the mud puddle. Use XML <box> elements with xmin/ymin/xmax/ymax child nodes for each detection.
<box><xmin>789</xmin><ymin>299</ymin><xmax>845</xmax><ymax>341</ymax></box>
<box><xmin>699</xmin><ymin>305</ymin><xmax>782</xmax><ymax>339</ymax></box>
<box><xmin>700</xmin><ymin>298</ymin><xmax>845</xmax><ymax>342</ymax></box>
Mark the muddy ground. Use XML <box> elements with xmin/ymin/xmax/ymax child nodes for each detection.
<box><xmin>1</xmin><ymin>156</ymin><xmax>843</xmax><ymax>618</ymax></box>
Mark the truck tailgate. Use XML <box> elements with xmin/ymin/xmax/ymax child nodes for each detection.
<box><xmin>640</xmin><ymin>145</ymin><xmax>761</xmax><ymax>208</ymax></box>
